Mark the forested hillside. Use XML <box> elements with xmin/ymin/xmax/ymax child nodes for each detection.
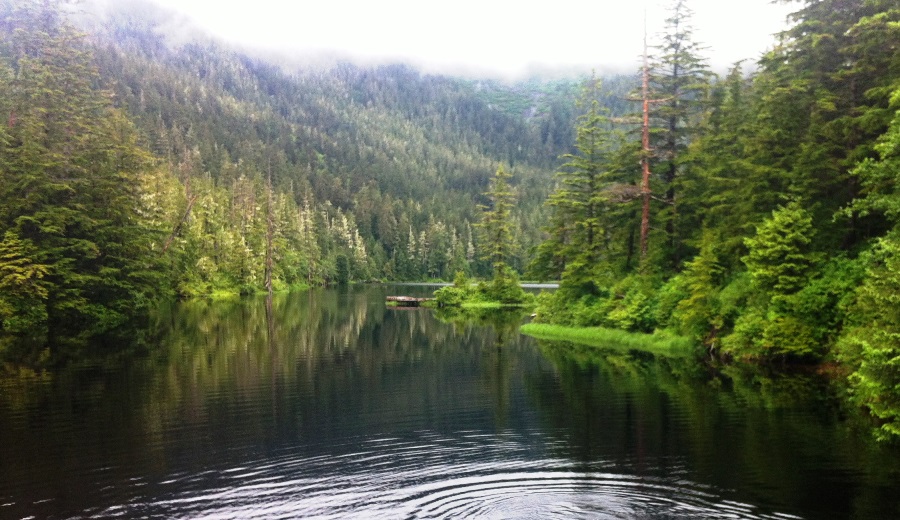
<box><xmin>530</xmin><ymin>0</ymin><xmax>900</xmax><ymax>439</ymax></box>
<box><xmin>3</xmin><ymin>1</ymin><xmax>600</xmax><ymax>324</ymax></box>
<box><xmin>0</xmin><ymin>0</ymin><xmax>599</xmax><ymax>347</ymax></box>
<box><xmin>87</xmin><ymin>2</ymin><xmax>563</xmax><ymax>285</ymax></box>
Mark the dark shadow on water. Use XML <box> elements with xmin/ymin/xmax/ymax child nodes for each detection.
<box><xmin>528</xmin><ymin>336</ymin><xmax>900</xmax><ymax>519</ymax></box>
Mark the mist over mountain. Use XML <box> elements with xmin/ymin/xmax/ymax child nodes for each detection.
<box><xmin>55</xmin><ymin>0</ymin><xmax>627</xmax><ymax>291</ymax></box>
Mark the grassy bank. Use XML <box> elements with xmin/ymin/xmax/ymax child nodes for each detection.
<box><xmin>519</xmin><ymin>323</ymin><xmax>695</xmax><ymax>357</ymax></box>
<box><xmin>461</xmin><ymin>301</ymin><xmax>527</xmax><ymax>310</ymax></box>
<box><xmin>197</xmin><ymin>283</ymin><xmax>312</xmax><ymax>301</ymax></box>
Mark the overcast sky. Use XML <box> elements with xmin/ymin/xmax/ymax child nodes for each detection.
<box><xmin>147</xmin><ymin>0</ymin><xmax>796</xmax><ymax>78</ymax></box>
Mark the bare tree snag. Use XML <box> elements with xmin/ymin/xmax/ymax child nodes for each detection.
<box><xmin>640</xmin><ymin>13</ymin><xmax>653</xmax><ymax>261</ymax></box>
<box><xmin>161</xmin><ymin>194</ymin><xmax>198</xmax><ymax>254</ymax></box>
<box><xmin>638</xmin><ymin>11</ymin><xmax>671</xmax><ymax>263</ymax></box>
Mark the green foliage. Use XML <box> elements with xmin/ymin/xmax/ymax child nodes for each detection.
<box><xmin>679</xmin><ymin>64</ymin><xmax>758</xmax><ymax>269</ymax></box>
<box><xmin>0</xmin><ymin>230</ymin><xmax>49</xmax><ymax>335</ymax></box>
<box><xmin>670</xmin><ymin>233</ymin><xmax>724</xmax><ymax>341</ymax></box>
<box><xmin>483</xmin><ymin>263</ymin><xmax>532</xmax><ymax>305</ymax></box>
<box><xmin>717</xmin><ymin>202</ymin><xmax>824</xmax><ymax>359</ymax></box>
<box><xmin>750</xmin><ymin>0</ymin><xmax>900</xmax><ymax>249</ymax></box>
<box><xmin>452</xmin><ymin>270</ymin><xmax>469</xmax><ymax>289</ymax></box>
<box><xmin>713</xmin><ymin>273</ymin><xmax>753</xmax><ymax>336</ymax></box>
<box><xmin>597</xmin><ymin>275</ymin><xmax>659</xmax><ymax>333</ymax></box>
<box><xmin>649</xmin><ymin>0</ymin><xmax>713</xmax><ymax>268</ymax></box>
<box><xmin>720</xmin><ymin>309</ymin><xmax>766</xmax><ymax>358</ymax></box>
<box><xmin>0</xmin><ymin>0</ymin><xmax>165</xmax><ymax>341</ymax></box>
<box><xmin>724</xmin><ymin>303</ymin><xmax>820</xmax><ymax>360</ymax></box>
<box><xmin>652</xmin><ymin>274</ymin><xmax>689</xmax><ymax>330</ymax></box>
<box><xmin>530</xmin><ymin>77</ymin><xmax>633</xmax><ymax>283</ymax></box>
<box><xmin>742</xmin><ymin>201</ymin><xmax>817</xmax><ymax>296</ymax></box>
<box><xmin>433</xmin><ymin>286</ymin><xmax>466</xmax><ymax>308</ymax></box>
<box><xmin>721</xmin><ymin>255</ymin><xmax>864</xmax><ymax>362</ymax></box>
<box><xmin>534</xmin><ymin>274</ymin><xmax>659</xmax><ymax>333</ymax></box>
<box><xmin>834</xmin><ymin>88</ymin><xmax>900</xmax><ymax>439</ymax></box>
<box><xmin>433</xmin><ymin>283</ymin><xmax>474</xmax><ymax>308</ymax></box>
<box><xmin>790</xmin><ymin>255</ymin><xmax>865</xmax><ymax>345</ymax></box>
<box><xmin>335</xmin><ymin>255</ymin><xmax>350</xmax><ymax>285</ymax></box>
<box><xmin>434</xmin><ymin>265</ymin><xmax>533</xmax><ymax>308</ymax></box>
<box><xmin>430</xmin><ymin>165</ymin><xmax>533</xmax><ymax>308</ymax></box>
<box><xmin>851</xmin><ymin>89</ymin><xmax>900</xmax><ymax>224</ymax></box>
<box><xmin>838</xmin><ymin>235</ymin><xmax>900</xmax><ymax>440</ymax></box>
<box><xmin>520</xmin><ymin>322</ymin><xmax>693</xmax><ymax>357</ymax></box>
<box><xmin>476</xmin><ymin>165</ymin><xmax>517</xmax><ymax>268</ymax></box>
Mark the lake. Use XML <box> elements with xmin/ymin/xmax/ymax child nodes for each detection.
<box><xmin>1</xmin><ymin>285</ymin><xmax>898</xmax><ymax>519</ymax></box>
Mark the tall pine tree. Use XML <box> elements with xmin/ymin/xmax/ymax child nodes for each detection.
<box><xmin>530</xmin><ymin>78</ymin><xmax>626</xmax><ymax>287</ymax></box>
<box><xmin>649</xmin><ymin>0</ymin><xmax>712</xmax><ymax>269</ymax></box>
<box><xmin>0</xmin><ymin>0</ymin><xmax>163</xmax><ymax>342</ymax></box>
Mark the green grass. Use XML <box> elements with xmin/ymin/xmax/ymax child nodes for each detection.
<box><xmin>459</xmin><ymin>301</ymin><xmax>535</xmax><ymax>310</ymax></box>
<box><xmin>460</xmin><ymin>301</ymin><xmax>504</xmax><ymax>309</ymax></box>
<box><xmin>519</xmin><ymin>323</ymin><xmax>694</xmax><ymax>357</ymax></box>
<box><xmin>208</xmin><ymin>289</ymin><xmax>241</xmax><ymax>301</ymax></box>
<box><xmin>190</xmin><ymin>283</ymin><xmax>310</xmax><ymax>302</ymax></box>
<box><xmin>274</xmin><ymin>283</ymin><xmax>311</xmax><ymax>294</ymax></box>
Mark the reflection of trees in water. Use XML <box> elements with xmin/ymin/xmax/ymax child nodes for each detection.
<box><xmin>134</xmin><ymin>289</ymin><xmax>543</xmax><ymax>445</ymax></box>
<box><xmin>0</xmin><ymin>287</ymin><xmax>538</xmax><ymax>507</ymax></box>
<box><xmin>430</xmin><ymin>307</ymin><xmax>537</xmax><ymax>432</ymax></box>
<box><xmin>3</xmin><ymin>291</ymin><xmax>900</xmax><ymax>519</ymax></box>
<box><xmin>529</xmin><ymin>339</ymin><xmax>900</xmax><ymax>518</ymax></box>
<box><xmin>432</xmin><ymin>306</ymin><xmax>530</xmax><ymax>348</ymax></box>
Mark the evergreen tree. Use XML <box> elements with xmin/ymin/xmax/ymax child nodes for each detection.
<box><xmin>838</xmin><ymin>234</ymin><xmax>900</xmax><ymax>441</ymax></box>
<box><xmin>671</xmin><ymin>231</ymin><xmax>724</xmax><ymax>341</ymax></box>
<box><xmin>724</xmin><ymin>201</ymin><xmax>821</xmax><ymax>359</ymax></box>
<box><xmin>0</xmin><ymin>230</ymin><xmax>50</xmax><ymax>335</ymax></box>
<box><xmin>530</xmin><ymin>78</ymin><xmax>625</xmax><ymax>286</ymax></box>
<box><xmin>476</xmin><ymin>164</ymin><xmax>517</xmax><ymax>272</ymax></box>
<box><xmin>751</xmin><ymin>0</ymin><xmax>900</xmax><ymax>248</ymax></box>
<box><xmin>0</xmin><ymin>0</ymin><xmax>164</xmax><ymax>340</ymax></box>
<box><xmin>649</xmin><ymin>0</ymin><xmax>712</xmax><ymax>268</ymax></box>
<box><xmin>839</xmin><ymin>87</ymin><xmax>900</xmax><ymax>440</ymax></box>
<box><xmin>335</xmin><ymin>254</ymin><xmax>350</xmax><ymax>285</ymax></box>
<box><xmin>850</xmin><ymin>89</ymin><xmax>900</xmax><ymax>224</ymax></box>
<box><xmin>742</xmin><ymin>201</ymin><xmax>816</xmax><ymax>296</ymax></box>
<box><xmin>680</xmin><ymin>63</ymin><xmax>758</xmax><ymax>268</ymax></box>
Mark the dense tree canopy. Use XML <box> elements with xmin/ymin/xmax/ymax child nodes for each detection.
<box><xmin>528</xmin><ymin>0</ymin><xmax>900</xmax><ymax>439</ymax></box>
<box><xmin>0</xmin><ymin>0</ymin><xmax>163</xmax><ymax>342</ymax></box>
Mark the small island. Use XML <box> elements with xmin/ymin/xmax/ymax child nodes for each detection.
<box><xmin>431</xmin><ymin>165</ymin><xmax>534</xmax><ymax>310</ymax></box>
<box><xmin>433</xmin><ymin>268</ymin><xmax>534</xmax><ymax>309</ymax></box>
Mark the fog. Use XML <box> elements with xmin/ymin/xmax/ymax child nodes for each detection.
<box><xmin>79</xmin><ymin>0</ymin><xmax>796</xmax><ymax>80</ymax></box>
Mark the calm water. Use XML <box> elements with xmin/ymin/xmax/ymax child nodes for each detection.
<box><xmin>1</xmin><ymin>286</ymin><xmax>899</xmax><ymax>519</ymax></box>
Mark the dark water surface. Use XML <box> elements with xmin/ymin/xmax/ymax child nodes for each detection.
<box><xmin>1</xmin><ymin>286</ymin><xmax>899</xmax><ymax>519</ymax></box>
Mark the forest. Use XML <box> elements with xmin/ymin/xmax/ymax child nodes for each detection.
<box><xmin>1</xmin><ymin>0</ymin><xmax>900</xmax><ymax>439</ymax></box>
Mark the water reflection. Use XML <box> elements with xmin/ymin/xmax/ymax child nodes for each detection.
<box><xmin>0</xmin><ymin>287</ymin><xmax>898</xmax><ymax>519</ymax></box>
<box><xmin>533</xmin><ymin>340</ymin><xmax>900</xmax><ymax>519</ymax></box>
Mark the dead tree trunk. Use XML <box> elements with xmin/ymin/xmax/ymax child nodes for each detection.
<box><xmin>162</xmin><ymin>194</ymin><xmax>198</xmax><ymax>254</ymax></box>
<box><xmin>640</xmin><ymin>17</ymin><xmax>652</xmax><ymax>262</ymax></box>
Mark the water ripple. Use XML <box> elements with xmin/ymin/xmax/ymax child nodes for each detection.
<box><xmin>93</xmin><ymin>432</ymin><xmax>801</xmax><ymax>520</ymax></box>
